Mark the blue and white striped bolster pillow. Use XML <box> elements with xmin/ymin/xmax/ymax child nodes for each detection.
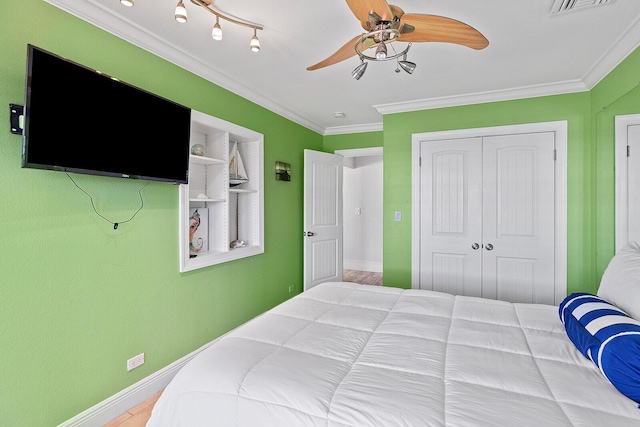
<box><xmin>559</xmin><ymin>292</ymin><xmax>640</xmax><ymax>404</ymax></box>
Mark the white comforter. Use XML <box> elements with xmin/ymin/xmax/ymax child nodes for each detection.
<box><xmin>146</xmin><ymin>282</ymin><xmax>640</xmax><ymax>426</ymax></box>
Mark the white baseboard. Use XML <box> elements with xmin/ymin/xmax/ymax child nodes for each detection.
<box><xmin>57</xmin><ymin>339</ymin><xmax>217</xmax><ymax>427</ymax></box>
<box><xmin>343</xmin><ymin>259</ymin><xmax>382</xmax><ymax>272</ymax></box>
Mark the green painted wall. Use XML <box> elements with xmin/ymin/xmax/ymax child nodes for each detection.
<box><xmin>3</xmin><ymin>1</ymin><xmax>640</xmax><ymax>426</ymax></box>
<box><xmin>0</xmin><ymin>1</ymin><xmax>321</xmax><ymax>426</ymax></box>
<box><xmin>591</xmin><ymin>45</ymin><xmax>640</xmax><ymax>282</ymax></box>
<box><xmin>323</xmin><ymin>131</ymin><xmax>383</xmax><ymax>153</ymax></box>
<box><xmin>377</xmin><ymin>45</ymin><xmax>640</xmax><ymax>294</ymax></box>
<box><xmin>382</xmin><ymin>93</ymin><xmax>596</xmax><ymax>293</ymax></box>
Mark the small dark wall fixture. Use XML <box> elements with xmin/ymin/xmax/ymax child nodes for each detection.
<box><xmin>276</xmin><ymin>161</ymin><xmax>291</xmax><ymax>181</ymax></box>
<box><xmin>9</xmin><ymin>104</ymin><xmax>23</xmax><ymax>134</ymax></box>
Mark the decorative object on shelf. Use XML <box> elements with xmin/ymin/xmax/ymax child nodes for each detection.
<box><xmin>191</xmin><ymin>143</ymin><xmax>206</xmax><ymax>156</ymax></box>
<box><xmin>229</xmin><ymin>195</ymin><xmax>246</xmax><ymax>249</ymax></box>
<box><xmin>189</xmin><ymin>208</ymin><xmax>208</xmax><ymax>254</ymax></box>
<box><xmin>229</xmin><ymin>141</ymin><xmax>249</xmax><ymax>187</ymax></box>
<box><xmin>275</xmin><ymin>161</ymin><xmax>291</xmax><ymax>181</ymax></box>
<box><xmin>230</xmin><ymin>238</ymin><xmax>246</xmax><ymax>249</ymax></box>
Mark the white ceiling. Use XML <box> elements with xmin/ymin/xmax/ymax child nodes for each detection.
<box><xmin>47</xmin><ymin>0</ymin><xmax>640</xmax><ymax>135</ymax></box>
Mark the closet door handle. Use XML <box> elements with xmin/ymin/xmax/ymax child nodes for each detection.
<box><xmin>471</xmin><ymin>243</ymin><xmax>480</xmax><ymax>250</ymax></box>
<box><xmin>305</xmin><ymin>231</ymin><xmax>315</xmax><ymax>237</ymax></box>
<box><xmin>485</xmin><ymin>243</ymin><xmax>494</xmax><ymax>251</ymax></box>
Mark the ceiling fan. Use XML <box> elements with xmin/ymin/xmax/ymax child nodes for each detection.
<box><xmin>307</xmin><ymin>0</ymin><xmax>489</xmax><ymax>77</ymax></box>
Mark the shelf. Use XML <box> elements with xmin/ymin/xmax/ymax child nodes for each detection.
<box><xmin>189</xmin><ymin>198</ymin><xmax>226</xmax><ymax>203</ymax></box>
<box><xmin>229</xmin><ymin>188</ymin><xmax>256</xmax><ymax>194</ymax></box>
<box><xmin>190</xmin><ymin>154</ymin><xmax>225</xmax><ymax>165</ymax></box>
<box><xmin>179</xmin><ymin>109</ymin><xmax>264</xmax><ymax>273</ymax></box>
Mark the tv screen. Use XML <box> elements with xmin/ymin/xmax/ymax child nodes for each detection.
<box><xmin>22</xmin><ymin>44</ymin><xmax>191</xmax><ymax>184</ymax></box>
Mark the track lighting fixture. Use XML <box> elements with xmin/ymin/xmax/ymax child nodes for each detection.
<box><xmin>174</xmin><ymin>1</ymin><xmax>187</xmax><ymax>24</ymax></box>
<box><xmin>250</xmin><ymin>28</ymin><xmax>260</xmax><ymax>52</ymax></box>
<box><xmin>120</xmin><ymin>0</ymin><xmax>263</xmax><ymax>51</ymax></box>
<box><xmin>211</xmin><ymin>16</ymin><xmax>222</xmax><ymax>40</ymax></box>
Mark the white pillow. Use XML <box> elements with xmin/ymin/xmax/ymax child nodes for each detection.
<box><xmin>597</xmin><ymin>241</ymin><xmax>640</xmax><ymax>320</ymax></box>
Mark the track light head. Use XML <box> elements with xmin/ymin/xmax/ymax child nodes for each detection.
<box><xmin>174</xmin><ymin>1</ymin><xmax>187</xmax><ymax>23</ymax></box>
<box><xmin>212</xmin><ymin>17</ymin><xmax>222</xmax><ymax>40</ymax></box>
<box><xmin>352</xmin><ymin>61</ymin><xmax>368</xmax><ymax>80</ymax></box>
<box><xmin>398</xmin><ymin>59</ymin><xmax>416</xmax><ymax>74</ymax></box>
<box><xmin>250</xmin><ymin>29</ymin><xmax>260</xmax><ymax>52</ymax></box>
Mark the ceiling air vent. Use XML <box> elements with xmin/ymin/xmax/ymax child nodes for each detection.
<box><xmin>551</xmin><ymin>0</ymin><xmax>615</xmax><ymax>14</ymax></box>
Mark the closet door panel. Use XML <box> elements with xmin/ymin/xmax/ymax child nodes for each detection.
<box><xmin>419</xmin><ymin>138</ymin><xmax>483</xmax><ymax>297</ymax></box>
<box><xmin>482</xmin><ymin>132</ymin><xmax>556</xmax><ymax>304</ymax></box>
<box><xmin>627</xmin><ymin>125</ymin><xmax>640</xmax><ymax>244</ymax></box>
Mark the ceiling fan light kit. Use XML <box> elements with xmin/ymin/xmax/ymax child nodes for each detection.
<box><xmin>308</xmin><ymin>0</ymin><xmax>489</xmax><ymax>80</ymax></box>
<box><xmin>351</xmin><ymin>60</ymin><xmax>368</xmax><ymax>80</ymax></box>
<box><xmin>352</xmin><ymin>27</ymin><xmax>413</xmax><ymax>80</ymax></box>
<box><xmin>122</xmin><ymin>0</ymin><xmax>263</xmax><ymax>51</ymax></box>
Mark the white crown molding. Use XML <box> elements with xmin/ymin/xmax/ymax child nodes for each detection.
<box><xmin>374</xmin><ymin>79</ymin><xmax>589</xmax><ymax>115</ymax></box>
<box><xmin>324</xmin><ymin>122</ymin><xmax>383</xmax><ymax>135</ymax></box>
<box><xmin>581</xmin><ymin>13</ymin><xmax>640</xmax><ymax>87</ymax></box>
<box><xmin>44</xmin><ymin>0</ymin><xmax>325</xmax><ymax>135</ymax></box>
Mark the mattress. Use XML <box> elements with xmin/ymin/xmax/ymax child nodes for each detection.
<box><xmin>146</xmin><ymin>282</ymin><xmax>640</xmax><ymax>426</ymax></box>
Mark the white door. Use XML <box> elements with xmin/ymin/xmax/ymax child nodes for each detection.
<box><xmin>419</xmin><ymin>137</ymin><xmax>484</xmax><ymax>297</ymax></box>
<box><xmin>615</xmin><ymin>115</ymin><xmax>640</xmax><ymax>250</ymax></box>
<box><xmin>418</xmin><ymin>132</ymin><xmax>556</xmax><ymax>304</ymax></box>
<box><xmin>481</xmin><ymin>133</ymin><xmax>556</xmax><ymax>303</ymax></box>
<box><xmin>303</xmin><ymin>149</ymin><xmax>343</xmax><ymax>291</ymax></box>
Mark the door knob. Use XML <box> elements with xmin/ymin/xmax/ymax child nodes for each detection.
<box><xmin>306</xmin><ymin>231</ymin><xmax>315</xmax><ymax>237</ymax></box>
<box><xmin>486</xmin><ymin>243</ymin><xmax>493</xmax><ymax>251</ymax></box>
<box><xmin>471</xmin><ymin>243</ymin><xmax>480</xmax><ymax>250</ymax></box>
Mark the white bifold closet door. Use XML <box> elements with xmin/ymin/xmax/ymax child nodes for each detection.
<box><xmin>419</xmin><ymin>132</ymin><xmax>556</xmax><ymax>304</ymax></box>
<box><xmin>615</xmin><ymin>116</ymin><xmax>640</xmax><ymax>250</ymax></box>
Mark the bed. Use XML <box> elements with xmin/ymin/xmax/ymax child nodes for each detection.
<box><xmin>147</xmin><ymin>243</ymin><xmax>640</xmax><ymax>426</ymax></box>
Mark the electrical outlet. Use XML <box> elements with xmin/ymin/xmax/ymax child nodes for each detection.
<box><xmin>127</xmin><ymin>353</ymin><xmax>144</xmax><ymax>371</ymax></box>
<box><xmin>288</xmin><ymin>285</ymin><xmax>295</xmax><ymax>293</ymax></box>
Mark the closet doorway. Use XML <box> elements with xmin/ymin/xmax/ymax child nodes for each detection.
<box><xmin>411</xmin><ymin>122</ymin><xmax>567</xmax><ymax>305</ymax></box>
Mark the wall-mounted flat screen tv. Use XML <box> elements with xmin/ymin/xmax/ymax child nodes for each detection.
<box><xmin>22</xmin><ymin>44</ymin><xmax>191</xmax><ymax>184</ymax></box>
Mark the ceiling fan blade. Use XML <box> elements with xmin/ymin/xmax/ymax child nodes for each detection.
<box><xmin>399</xmin><ymin>14</ymin><xmax>489</xmax><ymax>50</ymax></box>
<box><xmin>345</xmin><ymin>0</ymin><xmax>394</xmax><ymax>23</ymax></box>
<box><xmin>389</xmin><ymin>4</ymin><xmax>404</xmax><ymax>19</ymax></box>
<box><xmin>307</xmin><ymin>35</ymin><xmax>374</xmax><ymax>71</ymax></box>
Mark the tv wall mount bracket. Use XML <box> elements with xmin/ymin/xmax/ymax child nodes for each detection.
<box><xmin>9</xmin><ymin>104</ymin><xmax>23</xmax><ymax>135</ymax></box>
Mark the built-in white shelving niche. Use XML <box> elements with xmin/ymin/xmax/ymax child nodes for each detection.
<box><xmin>179</xmin><ymin>110</ymin><xmax>264</xmax><ymax>272</ymax></box>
